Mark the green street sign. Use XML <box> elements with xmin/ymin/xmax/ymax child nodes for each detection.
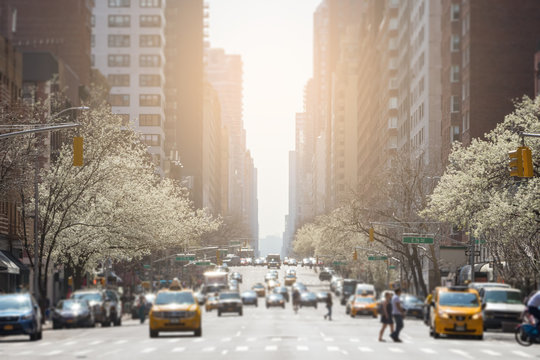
<box><xmin>402</xmin><ymin>235</ymin><xmax>434</xmax><ymax>244</ymax></box>
<box><xmin>176</xmin><ymin>256</ymin><xmax>195</xmax><ymax>261</ymax></box>
<box><xmin>473</xmin><ymin>237</ymin><xmax>486</xmax><ymax>244</ymax></box>
<box><xmin>230</xmin><ymin>240</ymin><xmax>241</xmax><ymax>245</ymax></box>
<box><xmin>143</xmin><ymin>264</ymin><xmax>151</xmax><ymax>269</ymax></box>
<box><xmin>389</xmin><ymin>265</ymin><xmax>396</xmax><ymax>269</ymax></box>
<box><xmin>195</xmin><ymin>261</ymin><xmax>211</xmax><ymax>266</ymax></box>
<box><xmin>333</xmin><ymin>261</ymin><xmax>347</xmax><ymax>266</ymax></box>
<box><xmin>368</xmin><ymin>256</ymin><xmax>388</xmax><ymax>261</ymax></box>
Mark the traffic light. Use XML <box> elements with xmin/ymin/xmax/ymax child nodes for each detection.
<box><xmin>369</xmin><ymin>227</ymin><xmax>374</xmax><ymax>242</ymax></box>
<box><xmin>73</xmin><ymin>136</ymin><xmax>83</xmax><ymax>166</ymax></box>
<box><xmin>100</xmin><ymin>277</ymin><xmax>105</xmax><ymax>286</ymax></box>
<box><xmin>216</xmin><ymin>250</ymin><xmax>221</xmax><ymax>265</ymax></box>
<box><xmin>509</xmin><ymin>146</ymin><xmax>533</xmax><ymax>178</ymax></box>
<box><xmin>353</xmin><ymin>250</ymin><xmax>358</xmax><ymax>261</ymax></box>
<box><xmin>522</xmin><ymin>146</ymin><xmax>533</xmax><ymax>177</ymax></box>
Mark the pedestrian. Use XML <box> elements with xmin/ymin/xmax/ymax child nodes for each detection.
<box><xmin>324</xmin><ymin>293</ymin><xmax>333</xmax><ymax>320</ymax></box>
<box><xmin>390</xmin><ymin>288</ymin><xmax>405</xmax><ymax>342</ymax></box>
<box><xmin>526</xmin><ymin>290</ymin><xmax>540</xmax><ymax>330</ymax></box>
<box><xmin>138</xmin><ymin>294</ymin><xmax>147</xmax><ymax>324</ymax></box>
<box><xmin>292</xmin><ymin>289</ymin><xmax>300</xmax><ymax>314</ymax></box>
<box><xmin>378</xmin><ymin>292</ymin><xmax>394</xmax><ymax>342</ymax></box>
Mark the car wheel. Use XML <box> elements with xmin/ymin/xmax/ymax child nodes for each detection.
<box><xmin>255</xmin><ymin>303</ymin><xmax>258</xmax><ymax>307</ymax></box>
<box><xmin>218</xmin><ymin>311</ymin><xmax>222</xmax><ymax>317</ymax></box>
<box><xmin>282</xmin><ymin>304</ymin><xmax>285</xmax><ymax>309</ymax></box>
<box><xmin>314</xmin><ymin>304</ymin><xmax>317</xmax><ymax>309</ymax></box>
<box><xmin>432</xmin><ymin>322</ymin><xmax>440</xmax><ymax>339</ymax></box>
<box><xmin>239</xmin><ymin>310</ymin><xmax>243</xmax><ymax>316</ymax></box>
<box><xmin>150</xmin><ymin>330</ymin><xmax>158</xmax><ymax>338</ymax></box>
<box><xmin>194</xmin><ymin>327</ymin><xmax>202</xmax><ymax>337</ymax></box>
<box><xmin>476</xmin><ymin>334</ymin><xmax>484</xmax><ymax>340</ymax></box>
<box><xmin>114</xmin><ymin>315</ymin><xmax>122</xmax><ymax>326</ymax></box>
<box><xmin>52</xmin><ymin>321</ymin><xmax>60</xmax><ymax>330</ymax></box>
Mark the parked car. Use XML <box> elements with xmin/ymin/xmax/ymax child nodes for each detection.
<box><xmin>345</xmin><ymin>295</ymin><xmax>354</xmax><ymax>315</ymax></box>
<box><xmin>266</xmin><ymin>293</ymin><xmax>286</xmax><ymax>308</ymax></box>
<box><xmin>0</xmin><ymin>293</ymin><xmax>42</xmax><ymax>341</ymax></box>
<box><xmin>131</xmin><ymin>293</ymin><xmax>155</xmax><ymax>319</ymax></box>
<box><xmin>217</xmin><ymin>292</ymin><xmax>243</xmax><ymax>316</ymax></box>
<box><xmin>205</xmin><ymin>295</ymin><xmax>219</xmax><ymax>312</ymax></box>
<box><xmin>241</xmin><ymin>290</ymin><xmax>258</xmax><ymax>306</ymax></box>
<box><xmin>319</xmin><ymin>270</ymin><xmax>333</xmax><ymax>281</ymax></box>
<box><xmin>299</xmin><ymin>292</ymin><xmax>318</xmax><ymax>308</ymax></box>
<box><xmin>272</xmin><ymin>287</ymin><xmax>290</xmax><ymax>302</ymax></box>
<box><xmin>71</xmin><ymin>289</ymin><xmax>122</xmax><ymax>326</ymax></box>
<box><xmin>252</xmin><ymin>283</ymin><xmax>266</xmax><ymax>297</ymax></box>
<box><xmin>481</xmin><ymin>287</ymin><xmax>525</xmax><ymax>331</ymax></box>
<box><xmin>52</xmin><ymin>299</ymin><xmax>95</xmax><ymax>328</ymax></box>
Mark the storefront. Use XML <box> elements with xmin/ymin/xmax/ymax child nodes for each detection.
<box><xmin>0</xmin><ymin>250</ymin><xmax>29</xmax><ymax>293</ymax></box>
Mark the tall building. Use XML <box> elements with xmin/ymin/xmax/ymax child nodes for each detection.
<box><xmin>92</xmin><ymin>0</ymin><xmax>166</xmax><ymax>170</ymax></box>
<box><xmin>441</xmin><ymin>0</ymin><xmax>540</xmax><ymax>157</ymax></box>
<box><xmin>164</xmin><ymin>0</ymin><xmax>205</xmax><ymax>207</ymax></box>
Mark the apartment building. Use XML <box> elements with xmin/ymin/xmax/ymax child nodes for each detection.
<box><xmin>92</xmin><ymin>0</ymin><xmax>166</xmax><ymax>170</ymax></box>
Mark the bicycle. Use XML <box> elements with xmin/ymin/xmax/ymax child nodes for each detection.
<box><xmin>515</xmin><ymin>310</ymin><xmax>540</xmax><ymax>346</ymax></box>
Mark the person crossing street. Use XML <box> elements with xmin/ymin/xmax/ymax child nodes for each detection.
<box><xmin>323</xmin><ymin>293</ymin><xmax>333</xmax><ymax>321</ymax></box>
<box><xmin>390</xmin><ymin>288</ymin><xmax>405</xmax><ymax>342</ymax></box>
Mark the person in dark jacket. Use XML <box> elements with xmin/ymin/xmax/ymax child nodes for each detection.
<box><xmin>324</xmin><ymin>293</ymin><xmax>333</xmax><ymax>320</ymax></box>
<box><xmin>378</xmin><ymin>292</ymin><xmax>394</xmax><ymax>342</ymax></box>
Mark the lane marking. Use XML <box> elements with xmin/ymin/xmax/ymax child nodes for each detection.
<box><xmin>236</xmin><ymin>346</ymin><xmax>248</xmax><ymax>352</ymax></box>
<box><xmin>236</xmin><ymin>331</ymin><xmax>242</xmax><ymax>337</ymax></box>
<box><xmin>115</xmin><ymin>339</ymin><xmax>128</xmax><ymax>345</ymax></box>
<box><xmin>320</xmin><ymin>331</ymin><xmax>326</xmax><ymax>337</ymax></box>
<box><xmin>420</xmin><ymin>348</ymin><xmax>436</xmax><ymax>354</ymax></box>
<box><xmin>141</xmin><ymin>348</ymin><xmax>156</xmax><ymax>353</ymax></box>
<box><xmin>481</xmin><ymin>349</ymin><xmax>501</xmax><ymax>356</ymax></box>
<box><xmin>62</xmin><ymin>341</ymin><xmax>77</xmax><ymax>347</ymax></box>
<box><xmin>349</xmin><ymin>338</ymin><xmax>359</xmax><ymax>342</ymax></box>
<box><xmin>45</xmin><ymin>350</ymin><xmax>63</xmax><ymax>356</ymax></box>
<box><xmin>202</xmin><ymin>347</ymin><xmax>215</xmax><ymax>352</ymax></box>
<box><xmin>265</xmin><ymin>345</ymin><xmax>278</xmax><ymax>351</ymax></box>
<box><xmin>221</xmin><ymin>350</ymin><xmax>228</xmax><ymax>355</ymax></box>
<box><xmin>17</xmin><ymin>351</ymin><xmax>34</xmax><ymax>356</ymax></box>
<box><xmin>74</xmin><ymin>349</ymin><xmax>93</xmax><ymax>356</ymax></box>
<box><xmin>89</xmin><ymin>340</ymin><xmax>103</xmax><ymax>345</ymax></box>
<box><xmin>512</xmin><ymin>350</ymin><xmax>533</xmax><ymax>358</ymax></box>
<box><xmin>327</xmin><ymin>346</ymin><xmax>340</xmax><ymax>352</ymax></box>
<box><xmin>324</xmin><ymin>337</ymin><xmax>334</xmax><ymax>342</ymax></box>
<box><xmin>297</xmin><ymin>346</ymin><xmax>309</xmax><ymax>351</ymax></box>
<box><xmin>172</xmin><ymin>347</ymin><xmax>185</xmax><ymax>352</ymax></box>
<box><xmin>38</xmin><ymin>342</ymin><xmax>52</xmax><ymax>346</ymax></box>
<box><xmin>193</xmin><ymin>338</ymin><xmax>205</xmax><ymax>343</ymax></box>
<box><xmin>271</xmin><ymin>337</ymin><xmax>282</xmax><ymax>342</ymax></box>
<box><xmin>342</xmin><ymin>350</ymin><xmax>349</xmax><ymax>355</ymax></box>
<box><xmin>168</xmin><ymin>338</ymin><xmax>179</xmax><ymax>343</ymax></box>
<box><xmin>221</xmin><ymin>337</ymin><xmax>231</xmax><ymax>342</ymax></box>
<box><xmin>247</xmin><ymin>337</ymin><xmax>256</xmax><ymax>342</ymax></box>
<box><xmin>388</xmin><ymin>347</ymin><xmax>404</xmax><ymax>353</ymax></box>
<box><xmin>450</xmin><ymin>349</ymin><xmax>473</xmax><ymax>359</ymax></box>
<box><xmin>358</xmin><ymin>347</ymin><xmax>374</xmax><ymax>352</ymax></box>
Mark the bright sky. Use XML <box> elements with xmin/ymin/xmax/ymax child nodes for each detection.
<box><xmin>208</xmin><ymin>0</ymin><xmax>320</xmax><ymax>238</ymax></box>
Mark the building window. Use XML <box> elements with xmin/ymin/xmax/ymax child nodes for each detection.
<box><xmin>91</xmin><ymin>54</ymin><xmax>94</xmax><ymax>67</ymax></box>
<box><xmin>451</xmin><ymin>65</ymin><xmax>460</xmax><ymax>83</ymax></box>
<box><xmin>451</xmin><ymin>3</ymin><xmax>460</xmax><ymax>21</ymax></box>
<box><xmin>462</xmin><ymin>80</ymin><xmax>470</xmax><ymax>100</ymax></box>
<box><xmin>108</xmin><ymin>54</ymin><xmax>130</xmax><ymax>67</ymax></box>
<box><xmin>462</xmin><ymin>46</ymin><xmax>470</xmax><ymax>66</ymax></box>
<box><xmin>140</xmin><ymin>15</ymin><xmax>161</xmax><ymax>27</ymax></box>
<box><xmin>141</xmin><ymin>134</ymin><xmax>161</xmax><ymax>146</ymax></box>
<box><xmin>139</xmin><ymin>94</ymin><xmax>160</xmax><ymax>106</ymax></box>
<box><xmin>140</xmin><ymin>74</ymin><xmax>161</xmax><ymax>86</ymax></box>
<box><xmin>91</xmin><ymin>34</ymin><xmax>95</xmax><ymax>48</ymax></box>
<box><xmin>108</xmin><ymin>15</ymin><xmax>130</xmax><ymax>27</ymax></box>
<box><xmin>108</xmin><ymin>74</ymin><xmax>130</xmax><ymax>87</ymax></box>
<box><xmin>140</xmin><ymin>35</ymin><xmax>161</xmax><ymax>47</ymax></box>
<box><xmin>462</xmin><ymin>11</ymin><xmax>470</xmax><ymax>36</ymax></box>
<box><xmin>117</xmin><ymin>114</ymin><xmax>130</xmax><ymax>125</ymax></box>
<box><xmin>140</xmin><ymin>0</ymin><xmax>161</xmax><ymax>7</ymax></box>
<box><xmin>109</xmin><ymin>0</ymin><xmax>130</xmax><ymax>7</ymax></box>
<box><xmin>140</xmin><ymin>55</ymin><xmax>161</xmax><ymax>67</ymax></box>
<box><xmin>451</xmin><ymin>35</ymin><xmax>460</xmax><ymax>52</ymax></box>
<box><xmin>139</xmin><ymin>114</ymin><xmax>161</xmax><ymax>126</ymax></box>
<box><xmin>451</xmin><ymin>125</ymin><xmax>461</xmax><ymax>142</ymax></box>
<box><xmin>462</xmin><ymin>111</ymin><xmax>470</xmax><ymax>131</ymax></box>
<box><xmin>109</xmin><ymin>94</ymin><xmax>130</xmax><ymax>106</ymax></box>
<box><xmin>108</xmin><ymin>34</ymin><xmax>130</xmax><ymax>47</ymax></box>
<box><xmin>451</xmin><ymin>95</ymin><xmax>460</xmax><ymax>113</ymax></box>
<box><xmin>91</xmin><ymin>15</ymin><xmax>95</xmax><ymax>27</ymax></box>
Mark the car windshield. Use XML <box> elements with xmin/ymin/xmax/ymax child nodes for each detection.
<box><xmin>354</xmin><ymin>297</ymin><xmax>374</xmax><ymax>303</ymax></box>
<box><xmin>0</xmin><ymin>295</ymin><xmax>32</xmax><ymax>312</ymax></box>
<box><xmin>155</xmin><ymin>292</ymin><xmax>195</xmax><ymax>305</ymax></box>
<box><xmin>72</xmin><ymin>293</ymin><xmax>102</xmax><ymax>302</ymax></box>
<box><xmin>439</xmin><ymin>292</ymin><xmax>479</xmax><ymax>307</ymax></box>
<box><xmin>485</xmin><ymin>290</ymin><xmax>522</xmax><ymax>304</ymax></box>
<box><xmin>343</xmin><ymin>284</ymin><xmax>356</xmax><ymax>292</ymax></box>
<box><xmin>58</xmin><ymin>300</ymin><xmax>88</xmax><ymax>310</ymax></box>
<box><xmin>402</xmin><ymin>296</ymin><xmax>423</xmax><ymax>305</ymax></box>
<box><xmin>220</xmin><ymin>293</ymin><xmax>240</xmax><ymax>300</ymax></box>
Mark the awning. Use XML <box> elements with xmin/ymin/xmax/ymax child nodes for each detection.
<box><xmin>0</xmin><ymin>251</ymin><xmax>19</xmax><ymax>275</ymax></box>
<box><xmin>1</xmin><ymin>251</ymin><xmax>29</xmax><ymax>274</ymax></box>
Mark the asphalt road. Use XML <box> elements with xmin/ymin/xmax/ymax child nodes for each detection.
<box><xmin>0</xmin><ymin>265</ymin><xmax>538</xmax><ymax>360</ymax></box>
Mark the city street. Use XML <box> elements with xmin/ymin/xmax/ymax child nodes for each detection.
<box><xmin>0</xmin><ymin>266</ymin><xmax>537</xmax><ymax>360</ymax></box>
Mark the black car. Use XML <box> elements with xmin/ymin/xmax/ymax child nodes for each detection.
<box><xmin>319</xmin><ymin>270</ymin><xmax>332</xmax><ymax>281</ymax></box>
<box><xmin>218</xmin><ymin>292</ymin><xmax>243</xmax><ymax>316</ymax></box>
<box><xmin>299</xmin><ymin>292</ymin><xmax>318</xmax><ymax>308</ymax></box>
<box><xmin>400</xmin><ymin>294</ymin><xmax>424</xmax><ymax>319</ymax></box>
<box><xmin>272</xmin><ymin>287</ymin><xmax>289</xmax><ymax>302</ymax></box>
<box><xmin>241</xmin><ymin>291</ymin><xmax>258</xmax><ymax>306</ymax></box>
<box><xmin>71</xmin><ymin>289</ymin><xmax>122</xmax><ymax>326</ymax></box>
<box><xmin>266</xmin><ymin>293</ymin><xmax>286</xmax><ymax>308</ymax></box>
<box><xmin>52</xmin><ymin>299</ymin><xmax>94</xmax><ymax>329</ymax></box>
<box><xmin>316</xmin><ymin>291</ymin><xmax>330</xmax><ymax>303</ymax></box>
<box><xmin>340</xmin><ymin>279</ymin><xmax>358</xmax><ymax>305</ymax></box>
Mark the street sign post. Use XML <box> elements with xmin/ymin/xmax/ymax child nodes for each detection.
<box><xmin>333</xmin><ymin>261</ymin><xmax>347</xmax><ymax>266</ymax></box>
<box><xmin>465</xmin><ymin>250</ymin><xmax>481</xmax><ymax>257</ymax></box>
<box><xmin>176</xmin><ymin>255</ymin><xmax>195</xmax><ymax>261</ymax></box>
<box><xmin>195</xmin><ymin>261</ymin><xmax>211</xmax><ymax>266</ymax></box>
<box><xmin>402</xmin><ymin>234</ymin><xmax>434</xmax><ymax>244</ymax></box>
<box><xmin>143</xmin><ymin>264</ymin><xmax>151</xmax><ymax>269</ymax></box>
<box><xmin>367</xmin><ymin>255</ymin><xmax>388</xmax><ymax>261</ymax></box>
<box><xmin>389</xmin><ymin>265</ymin><xmax>396</xmax><ymax>269</ymax></box>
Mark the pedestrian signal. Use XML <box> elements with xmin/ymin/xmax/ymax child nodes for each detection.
<box><xmin>73</xmin><ymin>136</ymin><xmax>83</xmax><ymax>166</ymax></box>
<box><xmin>369</xmin><ymin>227</ymin><xmax>374</xmax><ymax>242</ymax></box>
<box><xmin>353</xmin><ymin>250</ymin><xmax>358</xmax><ymax>261</ymax></box>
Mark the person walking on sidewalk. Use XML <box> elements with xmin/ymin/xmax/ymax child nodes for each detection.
<box><xmin>378</xmin><ymin>292</ymin><xmax>394</xmax><ymax>342</ymax></box>
<box><xmin>390</xmin><ymin>288</ymin><xmax>405</xmax><ymax>342</ymax></box>
<box><xmin>324</xmin><ymin>293</ymin><xmax>333</xmax><ymax>320</ymax></box>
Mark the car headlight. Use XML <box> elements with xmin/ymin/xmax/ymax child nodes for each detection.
<box><xmin>438</xmin><ymin>311</ymin><xmax>450</xmax><ymax>319</ymax></box>
<box><xmin>472</xmin><ymin>312</ymin><xmax>482</xmax><ymax>320</ymax></box>
<box><xmin>152</xmin><ymin>311</ymin><xmax>164</xmax><ymax>318</ymax></box>
<box><xmin>186</xmin><ymin>311</ymin><xmax>197</xmax><ymax>318</ymax></box>
<box><xmin>21</xmin><ymin>313</ymin><xmax>34</xmax><ymax>320</ymax></box>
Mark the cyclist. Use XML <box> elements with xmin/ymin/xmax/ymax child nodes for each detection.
<box><xmin>526</xmin><ymin>290</ymin><xmax>540</xmax><ymax>329</ymax></box>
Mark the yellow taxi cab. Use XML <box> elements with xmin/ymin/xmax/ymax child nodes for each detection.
<box><xmin>149</xmin><ymin>280</ymin><xmax>202</xmax><ymax>338</ymax></box>
<box><xmin>252</xmin><ymin>283</ymin><xmax>266</xmax><ymax>297</ymax></box>
<box><xmin>267</xmin><ymin>280</ymin><xmax>280</xmax><ymax>291</ymax></box>
<box><xmin>205</xmin><ymin>295</ymin><xmax>219</xmax><ymax>312</ymax></box>
<box><xmin>429</xmin><ymin>286</ymin><xmax>483</xmax><ymax>340</ymax></box>
<box><xmin>284</xmin><ymin>274</ymin><xmax>297</xmax><ymax>286</ymax></box>
<box><xmin>350</xmin><ymin>295</ymin><xmax>378</xmax><ymax>318</ymax></box>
